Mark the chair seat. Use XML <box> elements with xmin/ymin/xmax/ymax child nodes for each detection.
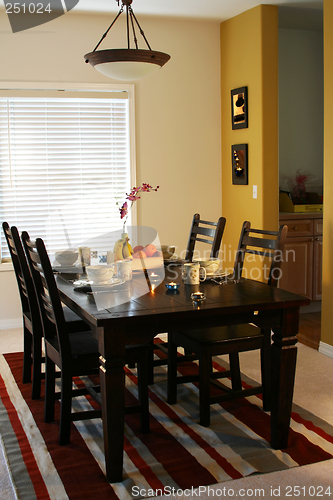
<box><xmin>63</xmin><ymin>306</ymin><xmax>87</xmax><ymax>331</ymax></box>
<box><xmin>47</xmin><ymin>331</ymin><xmax>99</xmax><ymax>365</ymax></box>
<box><xmin>178</xmin><ymin>323</ymin><xmax>263</xmax><ymax>345</ymax></box>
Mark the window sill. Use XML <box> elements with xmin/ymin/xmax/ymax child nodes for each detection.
<box><xmin>0</xmin><ymin>262</ymin><xmax>14</xmax><ymax>272</ymax></box>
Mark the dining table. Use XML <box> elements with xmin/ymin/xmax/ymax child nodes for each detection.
<box><xmin>56</xmin><ymin>262</ymin><xmax>310</xmax><ymax>483</ymax></box>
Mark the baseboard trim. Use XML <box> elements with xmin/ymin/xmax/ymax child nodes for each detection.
<box><xmin>319</xmin><ymin>341</ymin><xmax>333</xmax><ymax>358</ymax></box>
<box><xmin>0</xmin><ymin>318</ymin><xmax>22</xmax><ymax>330</ymax></box>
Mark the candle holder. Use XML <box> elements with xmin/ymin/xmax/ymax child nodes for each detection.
<box><xmin>165</xmin><ymin>282</ymin><xmax>180</xmax><ymax>290</ymax></box>
<box><xmin>191</xmin><ymin>291</ymin><xmax>206</xmax><ymax>303</ymax></box>
<box><xmin>150</xmin><ymin>272</ymin><xmax>160</xmax><ymax>284</ymax></box>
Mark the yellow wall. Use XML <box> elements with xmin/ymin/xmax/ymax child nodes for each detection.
<box><xmin>220</xmin><ymin>5</ymin><xmax>279</xmax><ymax>275</ymax></box>
<box><xmin>321</xmin><ymin>0</ymin><xmax>333</xmax><ymax>348</ymax></box>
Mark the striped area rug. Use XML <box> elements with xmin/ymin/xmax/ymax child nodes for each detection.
<box><xmin>1</xmin><ymin>350</ymin><xmax>333</xmax><ymax>500</ymax></box>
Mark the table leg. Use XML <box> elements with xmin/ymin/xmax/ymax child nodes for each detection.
<box><xmin>270</xmin><ymin>307</ymin><xmax>299</xmax><ymax>449</ymax></box>
<box><xmin>98</xmin><ymin>325</ymin><xmax>126</xmax><ymax>483</ymax></box>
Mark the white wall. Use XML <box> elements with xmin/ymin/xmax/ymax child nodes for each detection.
<box><xmin>279</xmin><ymin>28</ymin><xmax>324</xmax><ymax>195</ymax></box>
<box><xmin>0</xmin><ymin>11</ymin><xmax>222</xmax><ymax>324</ymax></box>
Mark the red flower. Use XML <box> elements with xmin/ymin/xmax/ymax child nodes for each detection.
<box><xmin>119</xmin><ymin>183</ymin><xmax>159</xmax><ymax>223</ymax></box>
<box><xmin>119</xmin><ymin>201</ymin><xmax>128</xmax><ymax>219</ymax></box>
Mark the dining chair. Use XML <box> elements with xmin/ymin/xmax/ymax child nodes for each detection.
<box><xmin>148</xmin><ymin>213</ymin><xmax>227</xmax><ymax>384</ymax></box>
<box><xmin>167</xmin><ymin>221</ymin><xmax>288</xmax><ymax>427</ymax></box>
<box><xmin>22</xmin><ymin>233</ymin><xmax>150</xmax><ymax>445</ymax></box>
<box><xmin>2</xmin><ymin>222</ymin><xmax>85</xmax><ymax>399</ymax></box>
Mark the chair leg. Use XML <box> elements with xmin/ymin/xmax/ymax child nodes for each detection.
<box><xmin>31</xmin><ymin>333</ymin><xmax>43</xmax><ymax>400</ymax></box>
<box><xmin>147</xmin><ymin>339</ymin><xmax>155</xmax><ymax>385</ymax></box>
<box><xmin>59</xmin><ymin>369</ymin><xmax>73</xmax><ymax>446</ymax></box>
<box><xmin>22</xmin><ymin>324</ymin><xmax>32</xmax><ymax>384</ymax></box>
<box><xmin>136</xmin><ymin>349</ymin><xmax>150</xmax><ymax>433</ymax></box>
<box><xmin>199</xmin><ymin>348</ymin><xmax>211</xmax><ymax>427</ymax></box>
<box><xmin>44</xmin><ymin>357</ymin><xmax>56</xmax><ymax>423</ymax></box>
<box><xmin>261</xmin><ymin>328</ymin><xmax>272</xmax><ymax>412</ymax></box>
<box><xmin>229</xmin><ymin>352</ymin><xmax>242</xmax><ymax>391</ymax></box>
<box><xmin>167</xmin><ymin>332</ymin><xmax>178</xmax><ymax>404</ymax></box>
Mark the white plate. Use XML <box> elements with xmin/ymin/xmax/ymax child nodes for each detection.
<box><xmin>53</xmin><ymin>265</ymin><xmax>83</xmax><ymax>273</ymax></box>
<box><xmin>206</xmin><ymin>269</ymin><xmax>229</xmax><ymax>278</ymax></box>
<box><xmin>73</xmin><ymin>278</ymin><xmax>124</xmax><ymax>287</ymax></box>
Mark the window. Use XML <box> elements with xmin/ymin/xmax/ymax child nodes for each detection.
<box><xmin>0</xmin><ymin>86</ymin><xmax>135</xmax><ymax>261</ymax></box>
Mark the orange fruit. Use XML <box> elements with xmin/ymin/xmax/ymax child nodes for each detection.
<box><xmin>133</xmin><ymin>245</ymin><xmax>144</xmax><ymax>253</ymax></box>
<box><xmin>144</xmin><ymin>244</ymin><xmax>157</xmax><ymax>257</ymax></box>
<box><xmin>133</xmin><ymin>250</ymin><xmax>147</xmax><ymax>259</ymax></box>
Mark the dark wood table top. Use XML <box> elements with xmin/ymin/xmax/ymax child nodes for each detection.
<box><xmin>56</xmin><ymin>265</ymin><xmax>310</xmax><ymax>335</ymax></box>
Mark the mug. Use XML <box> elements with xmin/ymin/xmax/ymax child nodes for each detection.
<box><xmin>116</xmin><ymin>259</ymin><xmax>133</xmax><ymax>281</ymax></box>
<box><xmin>182</xmin><ymin>262</ymin><xmax>206</xmax><ymax>285</ymax></box>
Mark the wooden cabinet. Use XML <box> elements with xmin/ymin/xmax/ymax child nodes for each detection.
<box><xmin>279</xmin><ymin>212</ymin><xmax>323</xmax><ymax>301</ymax></box>
<box><xmin>279</xmin><ymin>212</ymin><xmax>322</xmax><ymax>350</ymax></box>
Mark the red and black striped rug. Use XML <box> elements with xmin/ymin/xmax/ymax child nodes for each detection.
<box><xmin>1</xmin><ymin>351</ymin><xmax>333</xmax><ymax>500</ymax></box>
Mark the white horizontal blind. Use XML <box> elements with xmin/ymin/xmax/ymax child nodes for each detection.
<box><xmin>0</xmin><ymin>94</ymin><xmax>132</xmax><ymax>259</ymax></box>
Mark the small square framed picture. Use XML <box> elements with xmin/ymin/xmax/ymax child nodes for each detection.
<box><xmin>231</xmin><ymin>87</ymin><xmax>248</xmax><ymax>130</ymax></box>
<box><xmin>232</xmin><ymin>144</ymin><xmax>248</xmax><ymax>185</ymax></box>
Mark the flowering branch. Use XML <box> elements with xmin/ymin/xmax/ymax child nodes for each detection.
<box><xmin>119</xmin><ymin>183</ymin><xmax>159</xmax><ymax>224</ymax></box>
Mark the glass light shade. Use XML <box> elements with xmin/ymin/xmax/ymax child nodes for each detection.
<box><xmin>95</xmin><ymin>61</ymin><xmax>161</xmax><ymax>81</ymax></box>
<box><xmin>85</xmin><ymin>49</ymin><xmax>170</xmax><ymax>82</ymax></box>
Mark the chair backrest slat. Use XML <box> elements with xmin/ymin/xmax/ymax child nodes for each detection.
<box><xmin>243</xmin><ymin>234</ymin><xmax>278</xmax><ymax>251</ymax></box>
<box><xmin>233</xmin><ymin>221</ymin><xmax>288</xmax><ymax>286</ymax></box>
<box><xmin>246</xmin><ymin>227</ymin><xmax>279</xmax><ymax>236</ymax></box>
<box><xmin>186</xmin><ymin>213</ymin><xmax>226</xmax><ymax>261</ymax></box>
<box><xmin>198</xmin><ymin>219</ymin><xmax>218</xmax><ymax>227</ymax></box>
<box><xmin>191</xmin><ymin>225</ymin><xmax>217</xmax><ymax>238</ymax></box>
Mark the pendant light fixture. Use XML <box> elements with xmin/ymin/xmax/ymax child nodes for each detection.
<box><xmin>84</xmin><ymin>0</ymin><xmax>171</xmax><ymax>81</ymax></box>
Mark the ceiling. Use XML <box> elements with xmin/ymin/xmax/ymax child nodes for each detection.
<box><xmin>72</xmin><ymin>0</ymin><xmax>323</xmax><ymax>22</ymax></box>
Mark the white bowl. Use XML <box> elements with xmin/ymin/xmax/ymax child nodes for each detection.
<box><xmin>161</xmin><ymin>245</ymin><xmax>176</xmax><ymax>260</ymax></box>
<box><xmin>193</xmin><ymin>258</ymin><xmax>220</xmax><ymax>275</ymax></box>
<box><xmin>86</xmin><ymin>265</ymin><xmax>115</xmax><ymax>283</ymax></box>
<box><xmin>55</xmin><ymin>250</ymin><xmax>78</xmax><ymax>266</ymax></box>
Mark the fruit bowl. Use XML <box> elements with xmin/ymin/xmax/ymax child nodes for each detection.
<box><xmin>161</xmin><ymin>245</ymin><xmax>176</xmax><ymax>260</ymax></box>
<box><xmin>86</xmin><ymin>265</ymin><xmax>115</xmax><ymax>283</ymax></box>
<box><xmin>55</xmin><ymin>250</ymin><xmax>79</xmax><ymax>266</ymax></box>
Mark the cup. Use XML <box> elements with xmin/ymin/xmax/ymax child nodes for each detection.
<box><xmin>116</xmin><ymin>259</ymin><xmax>133</xmax><ymax>281</ymax></box>
<box><xmin>182</xmin><ymin>262</ymin><xmax>206</xmax><ymax>285</ymax></box>
<box><xmin>86</xmin><ymin>264</ymin><xmax>115</xmax><ymax>283</ymax></box>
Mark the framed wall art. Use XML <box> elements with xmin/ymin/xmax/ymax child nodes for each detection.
<box><xmin>232</xmin><ymin>144</ymin><xmax>248</xmax><ymax>185</ymax></box>
<box><xmin>231</xmin><ymin>86</ymin><xmax>248</xmax><ymax>130</ymax></box>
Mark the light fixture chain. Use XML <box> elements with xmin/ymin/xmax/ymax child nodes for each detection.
<box><xmin>129</xmin><ymin>6</ymin><xmax>152</xmax><ymax>51</ymax></box>
<box><xmin>93</xmin><ymin>4</ymin><xmax>124</xmax><ymax>52</ymax></box>
<box><xmin>129</xmin><ymin>9</ymin><xmax>139</xmax><ymax>49</ymax></box>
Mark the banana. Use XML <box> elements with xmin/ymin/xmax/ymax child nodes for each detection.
<box><xmin>114</xmin><ymin>235</ymin><xmax>133</xmax><ymax>261</ymax></box>
<box><xmin>113</xmin><ymin>238</ymin><xmax>124</xmax><ymax>261</ymax></box>
<box><xmin>122</xmin><ymin>238</ymin><xmax>133</xmax><ymax>259</ymax></box>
